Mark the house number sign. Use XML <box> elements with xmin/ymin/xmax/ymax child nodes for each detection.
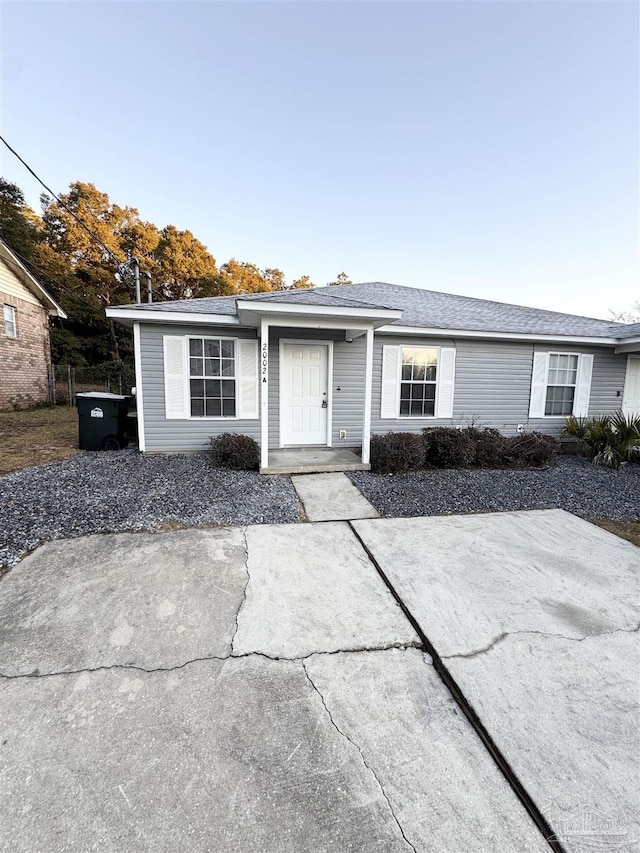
<box><xmin>262</xmin><ymin>343</ymin><xmax>268</xmax><ymax>383</ymax></box>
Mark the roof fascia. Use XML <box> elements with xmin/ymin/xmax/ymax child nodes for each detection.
<box><xmin>376</xmin><ymin>324</ymin><xmax>620</xmax><ymax>346</ymax></box>
<box><xmin>105</xmin><ymin>307</ymin><xmax>240</xmax><ymax>326</ymax></box>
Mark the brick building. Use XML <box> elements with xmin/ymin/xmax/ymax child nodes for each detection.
<box><xmin>0</xmin><ymin>239</ymin><xmax>66</xmax><ymax>410</ymax></box>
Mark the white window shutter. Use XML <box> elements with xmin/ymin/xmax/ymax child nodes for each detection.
<box><xmin>529</xmin><ymin>352</ymin><xmax>548</xmax><ymax>418</ymax></box>
<box><xmin>381</xmin><ymin>346</ymin><xmax>400</xmax><ymax>418</ymax></box>
<box><xmin>573</xmin><ymin>354</ymin><xmax>593</xmax><ymax>417</ymax></box>
<box><xmin>237</xmin><ymin>339</ymin><xmax>259</xmax><ymax>419</ymax></box>
<box><xmin>436</xmin><ymin>348</ymin><xmax>456</xmax><ymax>418</ymax></box>
<box><xmin>163</xmin><ymin>335</ymin><xmax>187</xmax><ymax>419</ymax></box>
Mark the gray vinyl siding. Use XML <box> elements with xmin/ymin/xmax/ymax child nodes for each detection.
<box><xmin>453</xmin><ymin>340</ymin><xmax>534</xmax><ymax>433</ymax></box>
<box><xmin>139</xmin><ymin>323</ymin><xmax>260</xmax><ymax>452</ymax></box>
<box><xmin>139</xmin><ymin>321</ymin><xmax>629</xmax><ymax>452</ymax></box>
<box><xmin>371</xmin><ymin>336</ymin><xmax>628</xmax><ymax>437</ymax></box>
<box><xmin>267</xmin><ymin>328</ymin><xmax>365</xmax><ymax>448</ymax></box>
<box><xmin>140</xmin><ymin>323</ymin><xmax>368</xmax><ymax>452</ymax></box>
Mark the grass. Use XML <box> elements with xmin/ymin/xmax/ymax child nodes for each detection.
<box><xmin>0</xmin><ymin>405</ymin><xmax>80</xmax><ymax>476</ymax></box>
<box><xmin>589</xmin><ymin>518</ymin><xmax>640</xmax><ymax>548</ymax></box>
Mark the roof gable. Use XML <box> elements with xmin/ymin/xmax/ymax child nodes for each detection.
<box><xmin>0</xmin><ymin>240</ymin><xmax>66</xmax><ymax>318</ymax></box>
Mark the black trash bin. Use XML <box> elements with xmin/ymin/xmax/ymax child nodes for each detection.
<box><xmin>76</xmin><ymin>392</ymin><xmax>133</xmax><ymax>451</ymax></box>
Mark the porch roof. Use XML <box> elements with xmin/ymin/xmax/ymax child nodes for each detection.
<box><xmin>235</xmin><ymin>298</ymin><xmax>401</xmax><ymax>329</ymax></box>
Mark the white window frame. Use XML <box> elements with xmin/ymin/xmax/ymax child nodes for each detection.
<box><xmin>187</xmin><ymin>335</ymin><xmax>239</xmax><ymax>420</ymax></box>
<box><xmin>4</xmin><ymin>304</ymin><xmax>17</xmax><ymax>338</ymax></box>
<box><xmin>398</xmin><ymin>345</ymin><xmax>440</xmax><ymax>419</ymax></box>
<box><xmin>542</xmin><ymin>351</ymin><xmax>580</xmax><ymax>418</ymax></box>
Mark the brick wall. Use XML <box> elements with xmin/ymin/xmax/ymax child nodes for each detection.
<box><xmin>0</xmin><ymin>294</ymin><xmax>52</xmax><ymax>410</ymax></box>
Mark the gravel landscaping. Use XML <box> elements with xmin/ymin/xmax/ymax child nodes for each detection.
<box><xmin>350</xmin><ymin>456</ymin><xmax>640</xmax><ymax>521</ymax></box>
<box><xmin>2</xmin><ymin>451</ymin><xmax>638</xmax><ymax>571</ymax></box>
<box><xmin>0</xmin><ymin>451</ymin><xmax>300</xmax><ymax>569</ymax></box>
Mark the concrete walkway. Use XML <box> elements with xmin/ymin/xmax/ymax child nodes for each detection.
<box><xmin>0</xmin><ymin>510</ymin><xmax>638</xmax><ymax>852</ymax></box>
<box><xmin>291</xmin><ymin>471</ymin><xmax>379</xmax><ymax>521</ymax></box>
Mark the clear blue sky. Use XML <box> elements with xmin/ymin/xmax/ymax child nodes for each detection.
<box><xmin>1</xmin><ymin>1</ymin><xmax>638</xmax><ymax>319</ymax></box>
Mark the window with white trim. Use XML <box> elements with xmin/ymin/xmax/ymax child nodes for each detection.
<box><xmin>544</xmin><ymin>353</ymin><xmax>578</xmax><ymax>416</ymax></box>
<box><xmin>3</xmin><ymin>304</ymin><xmax>16</xmax><ymax>338</ymax></box>
<box><xmin>400</xmin><ymin>347</ymin><xmax>438</xmax><ymax>417</ymax></box>
<box><xmin>188</xmin><ymin>337</ymin><xmax>236</xmax><ymax>417</ymax></box>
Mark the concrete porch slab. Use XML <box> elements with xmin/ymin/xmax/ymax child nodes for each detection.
<box><xmin>292</xmin><ymin>472</ymin><xmax>379</xmax><ymax>521</ymax></box>
<box><xmin>261</xmin><ymin>447</ymin><xmax>369</xmax><ymax>475</ymax></box>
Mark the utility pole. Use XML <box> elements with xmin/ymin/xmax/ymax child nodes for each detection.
<box><xmin>132</xmin><ymin>256</ymin><xmax>141</xmax><ymax>304</ymax></box>
<box><xmin>144</xmin><ymin>271</ymin><xmax>153</xmax><ymax>303</ymax></box>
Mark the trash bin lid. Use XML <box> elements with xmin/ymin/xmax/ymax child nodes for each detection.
<box><xmin>76</xmin><ymin>392</ymin><xmax>130</xmax><ymax>400</ymax></box>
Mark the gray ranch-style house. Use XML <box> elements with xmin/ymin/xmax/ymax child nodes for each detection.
<box><xmin>106</xmin><ymin>283</ymin><xmax>640</xmax><ymax>473</ymax></box>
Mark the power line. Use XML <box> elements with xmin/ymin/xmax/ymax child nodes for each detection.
<box><xmin>0</xmin><ymin>135</ymin><xmax>124</xmax><ymax>268</ymax></box>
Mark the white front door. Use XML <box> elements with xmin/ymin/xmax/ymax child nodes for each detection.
<box><xmin>281</xmin><ymin>343</ymin><xmax>329</xmax><ymax>445</ymax></box>
<box><xmin>622</xmin><ymin>356</ymin><xmax>640</xmax><ymax>417</ymax></box>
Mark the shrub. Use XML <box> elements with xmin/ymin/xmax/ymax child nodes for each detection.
<box><xmin>423</xmin><ymin>427</ymin><xmax>475</xmax><ymax>468</ymax></box>
<box><xmin>210</xmin><ymin>433</ymin><xmax>260</xmax><ymax>470</ymax></box>
<box><xmin>465</xmin><ymin>427</ymin><xmax>505</xmax><ymax>468</ymax></box>
<box><xmin>502</xmin><ymin>431</ymin><xmax>558</xmax><ymax>468</ymax></box>
<box><xmin>562</xmin><ymin>412</ymin><xmax>640</xmax><ymax>470</ymax></box>
<box><xmin>370</xmin><ymin>432</ymin><xmax>426</xmax><ymax>474</ymax></box>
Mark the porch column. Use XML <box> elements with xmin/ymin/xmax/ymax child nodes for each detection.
<box><xmin>362</xmin><ymin>327</ymin><xmax>373</xmax><ymax>464</ymax></box>
<box><xmin>260</xmin><ymin>319</ymin><xmax>269</xmax><ymax>469</ymax></box>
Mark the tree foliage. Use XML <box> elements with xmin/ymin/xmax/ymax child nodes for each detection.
<box><xmin>327</xmin><ymin>271</ymin><xmax>352</xmax><ymax>286</ymax></box>
<box><xmin>0</xmin><ymin>178</ymin><xmax>41</xmax><ymax>260</ymax></box>
<box><xmin>0</xmin><ymin>177</ymin><xmax>318</xmax><ymax>367</ymax></box>
<box><xmin>217</xmin><ymin>259</ymin><xmax>283</xmax><ymax>294</ymax></box>
<box><xmin>290</xmin><ymin>275</ymin><xmax>315</xmax><ymax>290</ymax></box>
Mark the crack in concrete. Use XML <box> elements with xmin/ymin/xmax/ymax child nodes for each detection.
<box><xmin>301</xmin><ymin>660</ymin><xmax>417</xmax><ymax>853</ymax></box>
<box><xmin>443</xmin><ymin>622</ymin><xmax>640</xmax><ymax>661</ymax></box>
<box><xmin>229</xmin><ymin>526</ymin><xmax>250</xmax><ymax>654</ymax></box>
<box><xmin>0</xmin><ymin>643</ymin><xmax>422</xmax><ymax>681</ymax></box>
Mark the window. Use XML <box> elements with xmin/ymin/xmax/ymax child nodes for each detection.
<box><xmin>3</xmin><ymin>304</ymin><xmax>16</xmax><ymax>338</ymax></box>
<box><xmin>188</xmin><ymin>337</ymin><xmax>236</xmax><ymax>417</ymax></box>
<box><xmin>545</xmin><ymin>353</ymin><xmax>578</xmax><ymax>416</ymax></box>
<box><xmin>400</xmin><ymin>347</ymin><xmax>438</xmax><ymax>417</ymax></box>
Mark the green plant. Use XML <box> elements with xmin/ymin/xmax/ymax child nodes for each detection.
<box><xmin>562</xmin><ymin>412</ymin><xmax>640</xmax><ymax>469</ymax></box>
<box><xmin>502</xmin><ymin>432</ymin><xmax>558</xmax><ymax>468</ymax></box>
<box><xmin>370</xmin><ymin>432</ymin><xmax>426</xmax><ymax>474</ymax></box>
<box><xmin>593</xmin><ymin>412</ymin><xmax>640</xmax><ymax>470</ymax></box>
<box><xmin>210</xmin><ymin>433</ymin><xmax>260</xmax><ymax>470</ymax></box>
<box><xmin>423</xmin><ymin>427</ymin><xmax>475</xmax><ymax>468</ymax></box>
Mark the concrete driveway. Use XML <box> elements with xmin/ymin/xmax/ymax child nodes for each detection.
<box><xmin>0</xmin><ymin>510</ymin><xmax>638</xmax><ymax>852</ymax></box>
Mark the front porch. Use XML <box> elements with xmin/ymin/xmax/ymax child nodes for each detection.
<box><xmin>261</xmin><ymin>446</ymin><xmax>369</xmax><ymax>475</ymax></box>
<box><xmin>234</xmin><ymin>296</ymin><xmax>402</xmax><ymax>473</ymax></box>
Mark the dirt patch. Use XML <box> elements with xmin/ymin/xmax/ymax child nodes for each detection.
<box><xmin>0</xmin><ymin>406</ymin><xmax>81</xmax><ymax>476</ymax></box>
<box><xmin>588</xmin><ymin>518</ymin><xmax>640</xmax><ymax>548</ymax></box>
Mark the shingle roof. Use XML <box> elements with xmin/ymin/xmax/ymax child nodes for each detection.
<box><xmin>121</xmin><ymin>282</ymin><xmax>635</xmax><ymax>340</ymax></box>
<box><xmin>615</xmin><ymin>321</ymin><xmax>640</xmax><ymax>340</ymax></box>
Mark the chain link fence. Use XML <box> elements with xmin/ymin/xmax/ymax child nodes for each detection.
<box><xmin>51</xmin><ymin>364</ymin><xmax>136</xmax><ymax>405</ymax></box>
